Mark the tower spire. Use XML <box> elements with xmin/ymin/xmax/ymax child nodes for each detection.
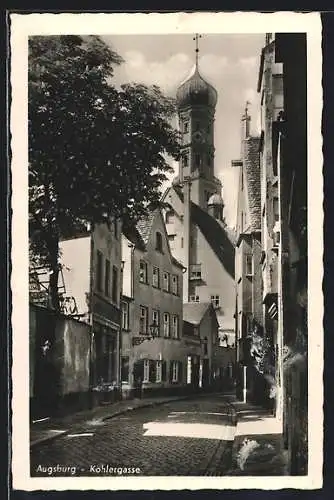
<box><xmin>193</xmin><ymin>33</ymin><xmax>202</xmax><ymax>69</ymax></box>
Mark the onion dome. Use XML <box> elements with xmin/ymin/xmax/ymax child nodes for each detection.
<box><xmin>208</xmin><ymin>193</ymin><xmax>224</xmax><ymax>206</ymax></box>
<box><xmin>176</xmin><ymin>64</ymin><xmax>217</xmax><ymax>109</ymax></box>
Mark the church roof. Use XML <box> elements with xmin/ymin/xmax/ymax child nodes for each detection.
<box><xmin>191</xmin><ymin>203</ymin><xmax>235</xmax><ymax>279</ymax></box>
<box><xmin>243</xmin><ymin>136</ymin><xmax>261</xmax><ymax>232</ymax></box>
<box><xmin>176</xmin><ymin>64</ymin><xmax>217</xmax><ymax>109</ymax></box>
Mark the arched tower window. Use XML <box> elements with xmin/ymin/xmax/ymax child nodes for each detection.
<box><xmin>182</xmin><ymin>152</ymin><xmax>189</xmax><ymax>168</ymax></box>
<box><xmin>156</xmin><ymin>232</ymin><xmax>163</xmax><ymax>253</ymax></box>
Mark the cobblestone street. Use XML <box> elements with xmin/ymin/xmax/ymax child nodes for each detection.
<box><xmin>30</xmin><ymin>395</ymin><xmax>235</xmax><ymax>476</ymax></box>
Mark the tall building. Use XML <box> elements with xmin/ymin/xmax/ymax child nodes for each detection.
<box><xmin>162</xmin><ymin>36</ymin><xmax>235</xmax><ymax>346</ymax></box>
<box><xmin>233</xmin><ymin>105</ymin><xmax>263</xmax><ymax>402</ymax></box>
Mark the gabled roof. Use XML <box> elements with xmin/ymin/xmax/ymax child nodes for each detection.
<box><xmin>183</xmin><ymin>302</ymin><xmax>218</xmax><ymax>326</ymax></box>
<box><xmin>243</xmin><ymin>136</ymin><xmax>261</xmax><ymax>232</ymax></box>
<box><xmin>122</xmin><ymin>209</ymin><xmax>185</xmax><ymax>270</ymax></box>
<box><xmin>136</xmin><ymin>212</ymin><xmax>156</xmax><ymax>245</ymax></box>
<box><xmin>191</xmin><ymin>203</ymin><xmax>235</xmax><ymax>279</ymax></box>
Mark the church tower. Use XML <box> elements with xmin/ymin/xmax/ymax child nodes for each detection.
<box><xmin>174</xmin><ymin>34</ymin><xmax>222</xmax><ymax>210</ymax></box>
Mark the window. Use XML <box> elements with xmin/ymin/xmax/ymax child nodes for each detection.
<box><xmin>139</xmin><ymin>306</ymin><xmax>148</xmax><ymax>334</ymax></box>
<box><xmin>156</xmin><ymin>360</ymin><xmax>162</xmax><ymax>383</ymax></box>
<box><xmin>172</xmin><ymin>275</ymin><xmax>179</xmax><ymax>295</ymax></box>
<box><xmin>203</xmin><ymin>337</ymin><xmax>208</xmax><ymax>355</ymax></box>
<box><xmin>246</xmin><ymin>255</ymin><xmax>253</xmax><ymax>276</ymax></box>
<box><xmin>121</xmin><ymin>301</ymin><xmax>129</xmax><ymax>330</ymax></box>
<box><xmin>183</xmin><ymin>121</ymin><xmax>189</xmax><ymax>133</ymax></box>
<box><xmin>152</xmin><ymin>309</ymin><xmax>160</xmax><ymax>336</ymax></box>
<box><xmin>112</xmin><ymin>266</ymin><xmax>118</xmax><ymax>303</ymax></box>
<box><xmin>139</xmin><ymin>260</ymin><xmax>148</xmax><ymax>283</ymax></box>
<box><xmin>104</xmin><ymin>259</ymin><xmax>110</xmax><ymax>296</ymax></box>
<box><xmin>182</xmin><ymin>153</ymin><xmax>189</xmax><ymax>168</ymax></box>
<box><xmin>96</xmin><ymin>251</ymin><xmax>103</xmax><ymax>292</ymax></box>
<box><xmin>211</xmin><ymin>295</ymin><xmax>220</xmax><ymax>309</ymax></box>
<box><xmin>190</xmin><ymin>264</ymin><xmax>202</xmax><ymax>280</ymax></box>
<box><xmin>143</xmin><ymin>359</ymin><xmax>150</xmax><ymax>382</ymax></box>
<box><xmin>190</xmin><ymin>295</ymin><xmax>200</xmax><ymax>303</ymax></box>
<box><xmin>163</xmin><ymin>313</ymin><xmax>170</xmax><ymax>337</ymax></box>
<box><xmin>181</xmin><ymin>237</ymin><xmax>184</xmax><ymax>248</ymax></box>
<box><xmin>165</xmin><ymin>211</ymin><xmax>175</xmax><ymax>224</ymax></box>
<box><xmin>163</xmin><ymin>272</ymin><xmax>170</xmax><ymax>292</ymax></box>
<box><xmin>121</xmin><ymin>356</ymin><xmax>129</xmax><ymax>382</ymax></box>
<box><xmin>156</xmin><ymin>232</ymin><xmax>163</xmax><ymax>252</ymax></box>
<box><xmin>152</xmin><ymin>267</ymin><xmax>160</xmax><ymax>288</ymax></box>
<box><xmin>171</xmin><ymin>361</ymin><xmax>179</xmax><ymax>382</ymax></box>
<box><xmin>168</xmin><ymin>235</ymin><xmax>175</xmax><ymax>250</ymax></box>
<box><xmin>171</xmin><ymin>315</ymin><xmax>179</xmax><ymax>339</ymax></box>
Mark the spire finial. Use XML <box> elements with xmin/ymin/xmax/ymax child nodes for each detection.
<box><xmin>193</xmin><ymin>33</ymin><xmax>202</xmax><ymax>68</ymax></box>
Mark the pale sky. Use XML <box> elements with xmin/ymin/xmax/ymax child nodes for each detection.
<box><xmin>102</xmin><ymin>34</ymin><xmax>265</xmax><ymax>228</ymax></box>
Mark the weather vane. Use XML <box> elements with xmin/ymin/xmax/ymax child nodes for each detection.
<box><xmin>193</xmin><ymin>34</ymin><xmax>202</xmax><ymax>67</ymax></box>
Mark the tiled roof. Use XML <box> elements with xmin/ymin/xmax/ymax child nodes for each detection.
<box><xmin>191</xmin><ymin>203</ymin><xmax>235</xmax><ymax>278</ymax></box>
<box><xmin>136</xmin><ymin>212</ymin><xmax>156</xmax><ymax>244</ymax></box>
<box><xmin>183</xmin><ymin>302</ymin><xmax>211</xmax><ymax>325</ymax></box>
<box><xmin>243</xmin><ymin>136</ymin><xmax>261</xmax><ymax>232</ymax></box>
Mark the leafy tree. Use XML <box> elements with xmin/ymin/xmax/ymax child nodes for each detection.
<box><xmin>29</xmin><ymin>35</ymin><xmax>180</xmax><ymax>310</ymax></box>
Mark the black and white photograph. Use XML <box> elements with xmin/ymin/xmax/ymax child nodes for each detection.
<box><xmin>10</xmin><ymin>12</ymin><xmax>323</xmax><ymax>490</ymax></box>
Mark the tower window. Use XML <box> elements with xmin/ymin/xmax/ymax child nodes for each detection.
<box><xmin>183</xmin><ymin>122</ymin><xmax>189</xmax><ymax>134</ymax></box>
<box><xmin>182</xmin><ymin>153</ymin><xmax>188</xmax><ymax>168</ymax></box>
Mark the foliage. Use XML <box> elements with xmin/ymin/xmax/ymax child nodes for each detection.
<box><xmin>29</xmin><ymin>35</ymin><xmax>180</xmax><ymax>308</ymax></box>
<box><xmin>248</xmin><ymin>325</ymin><xmax>275</xmax><ymax>377</ymax></box>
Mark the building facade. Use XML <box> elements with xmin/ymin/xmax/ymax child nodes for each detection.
<box><xmin>56</xmin><ymin>221</ymin><xmax>122</xmax><ymax>390</ymax></box>
<box><xmin>162</xmin><ymin>52</ymin><xmax>236</xmax><ymax>349</ymax></box>
<box><xmin>274</xmin><ymin>32</ymin><xmax>308</xmax><ymax>475</ymax></box>
<box><xmin>121</xmin><ymin>208</ymin><xmax>185</xmax><ymax>398</ymax></box>
<box><xmin>29</xmin><ymin>219</ymin><xmax>123</xmax><ymax>411</ymax></box>
<box><xmin>233</xmin><ymin>107</ymin><xmax>264</xmax><ymax>403</ymax></box>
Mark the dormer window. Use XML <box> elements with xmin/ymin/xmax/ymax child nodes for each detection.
<box><xmin>156</xmin><ymin>232</ymin><xmax>163</xmax><ymax>253</ymax></box>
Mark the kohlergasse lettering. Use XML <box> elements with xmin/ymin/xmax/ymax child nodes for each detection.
<box><xmin>89</xmin><ymin>465</ymin><xmax>141</xmax><ymax>475</ymax></box>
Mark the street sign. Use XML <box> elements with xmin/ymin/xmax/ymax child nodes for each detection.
<box><xmin>132</xmin><ymin>335</ymin><xmax>153</xmax><ymax>346</ymax></box>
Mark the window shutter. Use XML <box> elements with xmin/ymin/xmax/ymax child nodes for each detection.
<box><xmin>162</xmin><ymin>361</ymin><xmax>167</xmax><ymax>381</ymax></box>
<box><xmin>149</xmin><ymin>360</ymin><xmax>156</xmax><ymax>382</ymax></box>
<box><xmin>169</xmin><ymin>361</ymin><xmax>174</xmax><ymax>383</ymax></box>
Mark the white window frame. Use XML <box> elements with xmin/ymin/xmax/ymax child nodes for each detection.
<box><xmin>152</xmin><ymin>266</ymin><xmax>160</xmax><ymax>288</ymax></box>
<box><xmin>163</xmin><ymin>272</ymin><xmax>170</xmax><ymax>292</ymax></box>
<box><xmin>152</xmin><ymin>309</ymin><xmax>160</xmax><ymax>335</ymax></box>
<box><xmin>171</xmin><ymin>315</ymin><xmax>179</xmax><ymax>339</ymax></box>
<box><xmin>121</xmin><ymin>301</ymin><xmax>129</xmax><ymax>330</ymax></box>
<box><xmin>156</xmin><ymin>360</ymin><xmax>162</xmax><ymax>383</ymax></box>
<box><xmin>190</xmin><ymin>295</ymin><xmax>200</xmax><ymax>303</ymax></box>
<box><xmin>211</xmin><ymin>295</ymin><xmax>220</xmax><ymax>309</ymax></box>
<box><xmin>143</xmin><ymin>359</ymin><xmax>150</xmax><ymax>382</ymax></box>
<box><xmin>163</xmin><ymin>312</ymin><xmax>170</xmax><ymax>337</ymax></box>
<box><xmin>172</xmin><ymin>361</ymin><xmax>179</xmax><ymax>382</ymax></box>
<box><xmin>139</xmin><ymin>306</ymin><xmax>148</xmax><ymax>334</ymax></box>
<box><xmin>139</xmin><ymin>260</ymin><xmax>148</xmax><ymax>284</ymax></box>
<box><xmin>172</xmin><ymin>275</ymin><xmax>179</xmax><ymax>295</ymax></box>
